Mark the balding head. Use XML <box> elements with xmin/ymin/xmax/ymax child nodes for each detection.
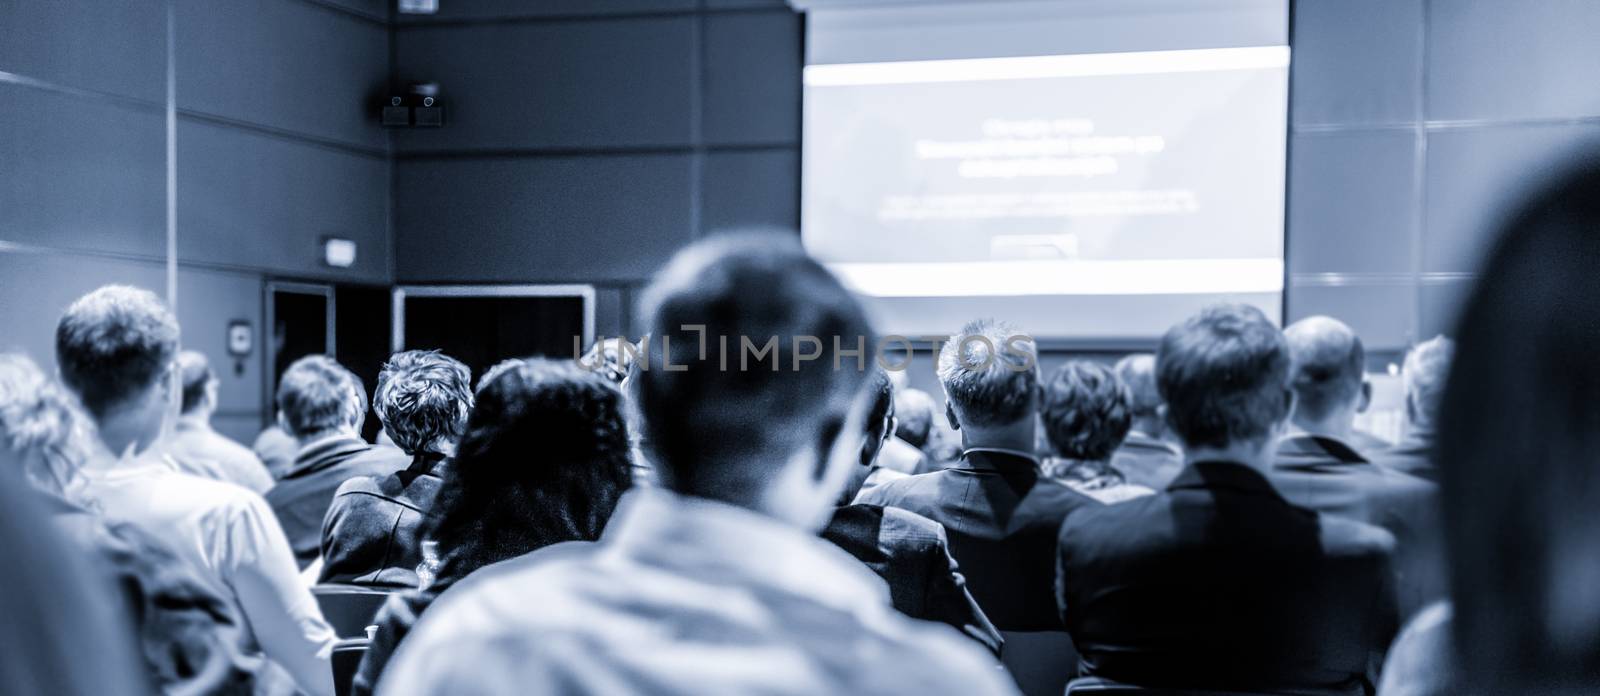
<box><xmin>1403</xmin><ymin>335</ymin><xmax>1454</xmax><ymax>431</ymax></box>
<box><xmin>1283</xmin><ymin>316</ymin><xmax>1369</xmax><ymax>435</ymax></box>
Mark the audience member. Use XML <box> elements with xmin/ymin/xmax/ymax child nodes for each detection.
<box><xmin>57</xmin><ymin>285</ymin><xmax>334</xmax><ymax>696</ymax></box>
<box><xmin>1381</xmin><ymin>156</ymin><xmax>1600</xmax><ymax>696</ymax></box>
<box><xmin>1109</xmin><ymin>353</ymin><xmax>1184</xmax><ymax>489</ymax></box>
<box><xmin>822</xmin><ymin>368</ymin><xmax>1002</xmax><ymax>654</ymax></box>
<box><xmin>351</xmin><ymin>357</ymin><xmax>634</xmax><ymax>695</ymax></box>
<box><xmin>253</xmin><ymin>422</ymin><xmax>299</xmax><ymax>480</ymax></box>
<box><xmin>320</xmin><ymin>350</ymin><xmax>472</xmax><ymax>587</ymax></box>
<box><xmin>858</xmin><ymin>319</ymin><xmax>1099</xmax><ymax>632</ymax></box>
<box><xmin>164</xmin><ymin>350</ymin><xmax>273</xmax><ymax>493</ymax></box>
<box><xmin>1272</xmin><ymin>316</ymin><xmax>1440</xmax><ymax>614</ymax></box>
<box><xmin>1057</xmin><ymin>303</ymin><xmax>1399</xmax><ymax>694</ymax></box>
<box><xmin>1371</xmin><ymin>336</ymin><xmax>1454</xmax><ymax>483</ymax></box>
<box><xmin>895</xmin><ymin>387</ymin><xmax>938</xmax><ymax>450</ymax></box>
<box><xmin>1</xmin><ymin>352</ymin><xmax>277</xmax><ymax>692</ymax></box>
<box><xmin>265</xmin><ymin>355</ymin><xmax>385</xmax><ymax>568</ymax></box>
<box><xmin>838</xmin><ymin>368</ymin><xmax>909</xmax><ymax>499</ymax></box>
<box><xmin>1039</xmin><ymin>360</ymin><xmax>1154</xmax><ymax>504</ymax></box>
<box><xmin>378</xmin><ymin>234</ymin><xmax>1014</xmax><ymax>695</ymax></box>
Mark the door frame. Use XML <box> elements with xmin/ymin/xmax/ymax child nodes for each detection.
<box><xmin>390</xmin><ymin>284</ymin><xmax>597</xmax><ymax>354</ymax></box>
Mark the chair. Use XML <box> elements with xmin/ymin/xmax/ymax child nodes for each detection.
<box><xmin>1000</xmin><ymin>630</ymin><xmax>1079</xmax><ymax>696</ymax></box>
<box><xmin>1065</xmin><ymin>676</ymin><xmax>1288</xmax><ymax>695</ymax></box>
<box><xmin>330</xmin><ymin>637</ymin><xmax>370</xmax><ymax>696</ymax></box>
<box><xmin>312</xmin><ymin>584</ymin><xmax>392</xmax><ymax>638</ymax></box>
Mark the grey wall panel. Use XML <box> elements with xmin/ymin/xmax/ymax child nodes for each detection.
<box><xmin>313</xmin><ymin>0</ymin><xmax>389</xmax><ymax>22</ymax></box>
<box><xmin>177</xmin><ymin>119</ymin><xmax>390</xmax><ymax>282</ymax></box>
<box><xmin>702</xmin><ymin>149</ymin><xmax>799</xmax><ymax>235</ymax></box>
<box><xmin>703</xmin><ymin>10</ymin><xmax>802</xmax><ymax>146</ymax></box>
<box><xmin>394</xmin><ymin>155</ymin><xmax>693</xmax><ymax>283</ymax></box>
<box><xmin>1419</xmin><ymin>278</ymin><xmax>1472</xmax><ymax>340</ymax></box>
<box><xmin>176</xmin><ymin>266</ymin><xmax>264</xmax><ymax>418</ymax></box>
<box><xmin>706</xmin><ymin>0</ymin><xmax>789</xmax><ymax>8</ymax></box>
<box><xmin>394</xmin><ymin>0</ymin><xmax>694</xmax><ymax>23</ymax></box>
<box><xmin>1289</xmin><ymin>0</ymin><xmax>1422</xmax><ymax>127</ymax></box>
<box><xmin>175</xmin><ymin>0</ymin><xmax>388</xmax><ymax>149</ymax></box>
<box><xmin>0</xmin><ymin>85</ymin><xmax>166</xmax><ymax>258</ymax></box>
<box><xmin>1428</xmin><ymin>0</ymin><xmax>1600</xmax><ymax>122</ymax></box>
<box><xmin>1288</xmin><ymin>131</ymin><xmax>1417</xmax><ymax>274</ymax></box>
<box><xmin>392</xmin><ymin>17</ymin><xmax>695</xmax><ymax>152</ymax></box>
<box><xmin>0</xmin><ymin>0</ymin><xmax>166</xmax><ymax>102</ymax></box>
<box><xmin>0</xmin><ymin>251</ymin><xmax>166</xmax><ymax>373</ymax></box>
<box><xmin>593</xmin><ymin>286</ymin><xmax>627</xmax><ymax>340</ymax></box>
<box><xmin>1287</xmin><ymin>284</ymin><xmax>1414</xmax><ymax>350</ymax></box>
<box><xmin>1422</xmin><ymin>124</ymin><xmax>1600</xmax><ymax>274</ymax></box>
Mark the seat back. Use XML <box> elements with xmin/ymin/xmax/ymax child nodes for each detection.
<box><xmin>330</xmin><ymin>637</ymin><xmax>370</xmax><ymax>696</ymax></box>
<box><xmin>1000</xmin><ymin>630</ymin><xmax>1079</xmax><ymax>696</ymax></box>
<box><xmin>312</xmin><ymin>584</ymin><xmax>392</xmax><ymax>638</ymax></box>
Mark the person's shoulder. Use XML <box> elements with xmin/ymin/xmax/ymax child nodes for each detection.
<box><xmin>854</xmin><ymin>468</ymin><xmax>937</xmax><ymax>504</ymax></box>
<box><xmin>865</xmin><ymin>614</ymin><xmax>1021</xmax><ymax>695</ymax></box>
<box><xmin>151</xmin><ymin>461</ymin><xmax>262</xmax><ymax>505</ymax></box>
<box><xmin>1316</xmin><ymin>511</ymin><xmax>1398</xmax><ymax>559</ymax></box>
<box><xmin>332</xmin><ymin>473</ymin><xmax>387</xmax><ymax>499</ymax></box>
<box><xmin>873</xmin><ymin>504</ymin><xmax>947</xmax><ymax>548</ymax></box>
<box><xmin>1057</xmin><ymin>486</ymin><xmax>1165</xmax><ymax>543</ymax></box>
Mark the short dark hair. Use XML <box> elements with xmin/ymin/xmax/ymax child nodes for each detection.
<box><xmin>373</xmin><ymin>350</ymin><xmax>473</xmax><ymax>456</ymax></box>
<box><xmin>1041</xmin><ymin>361</ymin><xmax>1132</xmax><ymax>461</ymax></box>
<box><xmin>177</xmin><ymin>351</ymin><xmax>213</xmax><ymax>414</ymax></box>
<box><xmin>55</xmin><ymin>286</ymin><xmax>179</xmax><ymax>418</ymax></box>
<box><xmin>894</xmin><ymin>388</ymin><xmax>937</xmax><ymax>449</ymax></box>
<box><xmin>275</xmin><ymin>355</ymin><xmax>366</xmax><ymax>439</ymax></box>
<box><xmin>1157</xmin><ymin>304</ymin><xmax>1291</xmax><ymax>450</ymax></box>
<box><xmin>938</xmin><ymin>319</ymin><xmax>1037</xmax><ymax>427</ymax></box>
<box><xmin>862</xmin><ymin>367</ymin><xmax>895</xmax><ymax>465</ymax></box>
<box><xmin>634</xmin><ymin>232</ymin><xmax>874</xmax><ymax>503</ymax></box>
<box><xmin>1283</xmin><ymin>316</ymin><xmax>1365</xmax><ymax>422</ymax></box>
<box><xmin>425</xmin><ymin>358</ymin><xmax>632</xmax><ymax>577</ymax></box>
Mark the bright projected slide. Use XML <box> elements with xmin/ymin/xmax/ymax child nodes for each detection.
<box><xmin>802</xmin><ymin>46</ymin><xmax>1289</xmax><ymax>341</ymax></box>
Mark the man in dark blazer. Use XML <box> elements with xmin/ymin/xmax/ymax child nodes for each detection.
<box><xmin>1272</xmin><ymin>316</ymin><xmax>1442</xmax><ymax>615</ymax></box>
<box><xmin>265</xmin><ymin>355</ymin><xmax>393</xmax><ymax>568</ymax></box>
<box><xmin>825</xmin><ymin>368</ymin><xmax>1001</xmax><ymax>655</ymax></box>
<box><xmin>1057</xmin><ymin>304</ymin><xmax>1400</xmax><ymax>695</ymax></box>
<box><xmin>856</xmin><ymin>321</ymin><xmax>1099</xmax><ymax>632</ymax></box>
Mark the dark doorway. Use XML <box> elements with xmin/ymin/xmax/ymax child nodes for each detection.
<box><xmin>396</xmin><ymin>287</ymin><xmax>592</xmax><ymax>385</ymax></box>
<box><xmin>268</xmin><ymin>284</ymin><xmax>332</xmax><ymax>414</ymax></box>
<box><xmin>335</xmin><ymin>284</ymin><xmax>393</xmax><ymax>442</ymax></box>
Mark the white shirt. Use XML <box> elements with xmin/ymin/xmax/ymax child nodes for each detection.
<box><xmin>81</xmin><ymin>453</ymin><xmax>336</xmax><ymax>696</ymax></box>
<box><xmin>379</xmin><ymin>487</ymin><xmax>1017</xmax><ymax>696</ymax></box>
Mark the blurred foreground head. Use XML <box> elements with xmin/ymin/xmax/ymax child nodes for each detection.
<box><xmin>634</xmin><ymin>232</ymin><xmax>875</xmax><ymax>529</ymax></box>
<box><xmin>55</xmin><ymin>285</ymin><xmax>179</xmax><ymax>455</ymax></box>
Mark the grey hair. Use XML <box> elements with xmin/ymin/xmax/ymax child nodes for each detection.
<box><xmin>937</xmin><ymin>319</ymin><xmax>1037</xmax><ymax>428</ymax></box>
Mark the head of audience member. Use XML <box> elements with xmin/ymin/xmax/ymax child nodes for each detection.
<box><xmin>1401</xmin><ymin>335</ymin><xmax>1454</xmax><ymax>440</ymax></box>
<box><xmin>894</xmin><ymin>388</ymin><xmax>937</xmax><ymax>450</ymax></box>
<box><xmin>1041</xmin><ymin>361</ymin><xmax>1133</xmax><ymax>468</ymax></box>
<box><xmin>938</xmin><ymin>319</ymin><xmax>1038</xmax><ymax>454</ymax></box>
<box><xmin>1283</xmin><ymin>316</ymin><xmax>1370</xmax><ymax>443</ymax></box>
<box><xmin>425</xmin><ymin>358</ymin><xmax>632</xmax><ymax>579</ymax></box>
<box><xmin>634</xmin><ymin>232</ymin><xmax>876</xmax><ymax>530</ymax></box>
<box><xmin>1437</xmin><ymin>157</ymin><xmax>1600</xmax><ymax>692</ymax></box>
<box><xmin>177</xmin><ymin>350</ymin><xmax>219</xmax><ymax>422</ymax></box>
<box><xmin>840</xmin><ymin>368</ymin><xmax>896</xmax><ymax>504</ymax></box>
<box><xmin>0</xmin><ymin>354</ymin><xmax>94</xmax><ymax>503</ymax></box>
<box><xmin>55</xmin><ymin>285</ymin><xmax>180</xmax><ymax>457</ymax></box>
<box><xmin>275</xmin><ymin>355</ymin><xmax>367</xmax><ymax>447</ymax></box>
<box><xmin>1157</xmin><ymin>303</ymin><xmax>1293</xmax><ymax>468</ymax></box>
<box><xmin>1114</xmin><ymin>353</ymin><xmax>1166</xmax><ymax>440</ymax></box>
<box><xmin>373</xmin><ymin>350</ymin><xmax>472</xmax><ymax>459</ymax></box>
<box><xmin>580</xmin><ymin>337</ymin><xmax>639</xmax><ymax>387</ymax></box>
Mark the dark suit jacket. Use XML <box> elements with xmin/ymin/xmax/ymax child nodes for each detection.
<box><xmin>265</xmin><ymin>436</ymin><xmax>396</xmax><ymax>568</ymax></box>
<box><xmin>1057</xmin><ymin>461</ymin><xmax>1399</xmax><ymax>695</ymax></box>
<box><xmin>822</xmin><ymin>503</ymin><xmax>1003</xmax><ymax>655</ymax></box>
<box><xmin>855</xmin><ymin>448</ymin><xmax>1100</xmax><ymax>631</ymax></box>
<box><xmin>1111</xmin><ymin>431</ymin><xmax>1184</xmax><ymax>491</ymax></box>
<box><xmin>1271</xmin><ymin>434</ymin><xmax>1442</xmax><ymax>615</ymax></box>
<box><xmin>1370</xmin><ymin>433</ymin><xmax>1436</xmax><ymax>483</ymax></box>
<box><xmin>319</xmin><ymin>452</ymin><xmax>448</xmax><ymax>588</ymax></box>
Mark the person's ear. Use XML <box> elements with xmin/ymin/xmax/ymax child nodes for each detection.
<box><xmin>1357</xmin><ymin>380</ymin><xmax>1373</xmax><ymax>414</ymax></box>
<box><xmin>276</xmin><ymin>410</ymin><xmax>290</xmax><ymax>432</ymax></box>
<box><xmin>945</xmin><ymin>400</ymin><xmax>961</xmax><ymax>431</ymax></box>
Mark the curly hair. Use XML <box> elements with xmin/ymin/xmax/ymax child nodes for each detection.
<box><xmin>424</xmin><ymin>358</ymin><xmax>633</xmax><ymax>580</ymax></box>
<box><xmin>1041</xmin><ymin>361</ymin><xmax>1133</xmax><ymax>461</ymax></box>
<box><xmin>0</xmin><ymin>353</ymin><xmax>94</xmax><ymax>501</ymax></box>
<box><xmin>373</xmin><ymin>350</ymin><xmax>473</xmax><ymax>456</ymax></box>
<box><xmin>55</xmin><ymin>285</ymin><xmax>179</xmax><ymax>418</ymax></box>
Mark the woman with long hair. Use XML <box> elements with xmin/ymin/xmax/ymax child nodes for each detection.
<box><xmin>352</xmin><ymin>357</ymin><xmax>634</xmax><ymax>695</ymax></box>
